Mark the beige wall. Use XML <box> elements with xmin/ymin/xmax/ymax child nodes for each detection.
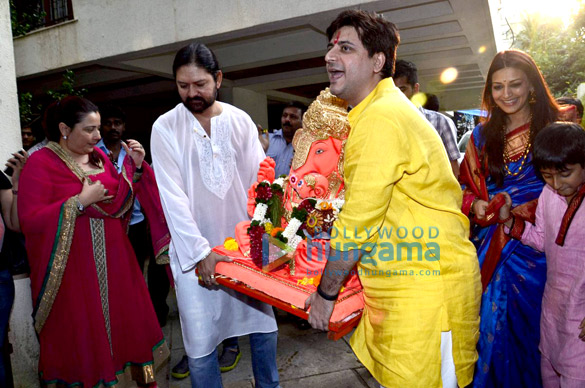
<box><xmin>230</xmin><ymin>87</ymin><xmax>269</xmax><ymax>128</ymax></box>
<box><xmin>0</xmin><ymin>0</ymin><xmax>21</xmax><ymax>161</ymax></box>
<box><xmin>13</xmin><ymin>0</ymin><xmax>370</xmax><ymax>78</ymax></box>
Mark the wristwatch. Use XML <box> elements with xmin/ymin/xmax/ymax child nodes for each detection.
<box><xmin>75</xmin><ymin>197</ymin><xmax>85</xmax><ymax>213</ymax></box>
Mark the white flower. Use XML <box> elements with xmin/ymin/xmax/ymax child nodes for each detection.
<box><xmin>273</xmin><ymin>177</ymin><xmax>285</xmax><ymax>187</ymax></box>
<box><xmin>289</xmin><ymin>235</ymin><xmax>302</xmax><ymax>250</ymax></box>
<box><xmin>252</xmin><ymin>203</ymin><xmax>268</xmax><ymax>221</ymax></box>
<box><xmin>283</xmin><ymin>218</ymin><xmax>302</xmax><ymax>240</ymax></box>
<box><xmin>332</xmin><ymin>198</ymin><xmax>345</xmax><ymax>210</ymax></box>
<box><xmin>324</xmin><ymin>214</ymin><xmax>336</xmax><ymax>224</ymax></box>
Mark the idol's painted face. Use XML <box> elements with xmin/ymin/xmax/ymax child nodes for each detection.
<box><xmin>62</xmin><ymin>112</ymin><xmax>102</xmax><ymax>156</ymax></box>
<box><xmin>176</xmin><ymin>65</ymin><xmax>222</xmax><ymax>114</ymax></box>
<box><xmin>491</xmin><ymin>67</ymin><xmax>533</xmax><ymax>119</ymax></box>
<box><xmin>325</xmin><ymin>26</ymin><xmax>382</xmax><ymax>107</ymax></box>
<box><xmin>540</xmin><ymin>164</ymin><xmax>585</xmax><ymax>203</ymax></box>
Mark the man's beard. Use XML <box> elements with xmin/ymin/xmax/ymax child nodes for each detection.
<box><xmin>183</xmin><ymin>89</ymin><xmax>218</xmax><ymax>114</ymax></box>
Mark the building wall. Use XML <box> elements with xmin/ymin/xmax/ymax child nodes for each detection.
<box><xmin>13</xmin><ymin>0</ymin><xmax>370</xmax><ymax>78</ymax></box>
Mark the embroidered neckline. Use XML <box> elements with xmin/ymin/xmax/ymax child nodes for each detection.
<box><xmin>47</xmin><ymin>142</ymin><xmax>104</xmax><ymax>181</ymax></box>
<box><xmin>187</xmin><ymin>104</ymin><xmax>236</xmax><ymax>199</ymax></box>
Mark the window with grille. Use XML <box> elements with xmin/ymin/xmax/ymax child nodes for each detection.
<box><xmin>44</xmin><ymin>0</ymin><xmax>74</xmax><ymax>27</ymax></box>
<box><xmin>11</xmin><ymin>0</ymin><xmax>74</xmax><ymax>35</ymax></box>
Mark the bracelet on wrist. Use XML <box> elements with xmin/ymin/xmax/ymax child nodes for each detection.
<box><xmin>75</xmin><ymin>196</ymin><xmax>86</xmax><ymax>213</ymax></box>
<box><xmin>498</xmin><ymin>214</ymin><xmax>513</xmax><ymax>224</ymax></box>
<box><xmin>317</xmin><ymin>284</ymin><xmax>339</xmax><ymax>301</ymax></box>
<box><xmin>11</xmin><ymin>189</ymin><xmax>17</xmax><ymax>195</ymax></box>
<box><xmin>470</xmin><ymin>197</ymin><xmax>479</xmax><ymax>215</ymax></box>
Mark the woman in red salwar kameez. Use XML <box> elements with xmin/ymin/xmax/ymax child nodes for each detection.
<box><xmin>18</xmin><ymin>96</ymin><xmax>168</xmax><ymax>387</ymax></box>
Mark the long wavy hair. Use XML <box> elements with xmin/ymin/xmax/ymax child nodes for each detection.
<box><xmin>480</xmin><ymin>49</ymin><xmax>559</xmax><ymax>186</ymax></box>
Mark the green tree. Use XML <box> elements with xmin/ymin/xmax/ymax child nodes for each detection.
<box><xmin>514</xmin><ymin>6</ymin><xmax>585</xmax><ymax>97</ymax></box>
<box><xmin>46</xmin><ymin>70</ymin><xmax>88</xmax><ymax>101</ymax></box>
<box><xmin>10</xmin><ymin>0</ymin><xmax>45</xmax><ymax>37</ymax></box>
<box><xmin>19</xmin><ymin>70</ymin><xmax>87</xmax><ymax>125</ymax></box>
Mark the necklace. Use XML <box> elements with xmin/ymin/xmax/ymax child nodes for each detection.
<box><xmin>502</xmin><ymin>121</ymin><xmax>532</xmax><ymax>176</ymax></box>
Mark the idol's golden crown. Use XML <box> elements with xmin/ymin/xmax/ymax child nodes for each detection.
<box><xmin>291</xmin><ymin>89</ymin><xmax>350</xmax><ymax>170</ymax></box>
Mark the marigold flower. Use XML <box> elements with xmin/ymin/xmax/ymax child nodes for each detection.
<box><xmin>270</xmin><ymin>227</ymin><xmax>285</xmax><ymax>237</ymax></box>
<box><xmin>223</xmin><ymin>237</ymin><xmax>239</xmax><ymax>251</ymax></box>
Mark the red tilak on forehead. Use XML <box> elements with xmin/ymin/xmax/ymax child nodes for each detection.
<box><xmin>333</xmin><ymin>31</ymin><xmax>341</xmax><ymax>45</ymax></box>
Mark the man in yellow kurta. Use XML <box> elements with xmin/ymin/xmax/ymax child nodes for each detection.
<box><xmin>305</xmin><ymin>10</ymin><xmax>481</xmax><ymax>388</ymax></box>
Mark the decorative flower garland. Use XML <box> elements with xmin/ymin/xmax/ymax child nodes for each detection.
<box><xmin>248</xmin><ymin>178</ymin><xmax>285</xmax><ymax>264</ymax></box>
<box><xmin>247</xmin><ymin>177</ymin><xmax>344</xmax><ymax>264</ymax></box>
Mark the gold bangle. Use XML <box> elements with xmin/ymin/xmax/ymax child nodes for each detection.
<box><xmin>470</xmin><ymin>197</ymin><xmax>478</xmax><ymax>215</ymax></box>
<box><xmin>499</xmin><ymin>214</ymin><xmax>513</xmax><ymax>224</ymax></box>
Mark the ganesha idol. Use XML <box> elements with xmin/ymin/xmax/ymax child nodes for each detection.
<box><xmin>212</xmin><ymin>88</ymin><xmax>362</xmax><ymax>320</ymax></box>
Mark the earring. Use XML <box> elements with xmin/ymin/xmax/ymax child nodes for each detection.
<box><xmin>529</xmin><ymin>90</ymin><xmax>536</xmax><ymax>105</ymax></box>
<box><xmin>63</xmin><ymin>135</ymin><xmax>68</xmax><ymax>140</ymax></box>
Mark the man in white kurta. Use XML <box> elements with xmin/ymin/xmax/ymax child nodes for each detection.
<box><xmin>151</xmin><ymin>42</ymin><xmax>279</xmax><ymax>388</ymax></box>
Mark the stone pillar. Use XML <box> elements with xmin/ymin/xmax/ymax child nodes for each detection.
<box><xmin>0</xmin><ymin>0</ymin><xmax>22</xmax><ymax>159</ymax></box>
<box><xmin>0</xmin><ymin>3</ymin><xmax>40</xmax><ymax>387</ymax></box>
<box><xmin>230</xmin><ymin>87</ymin><xmax>268</xmax><ymax>129</ymax></box>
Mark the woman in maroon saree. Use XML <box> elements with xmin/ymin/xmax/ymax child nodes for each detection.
<box><xmin>18</xmin><ymin>97</ymin><xmax>168</xmax><ymax>387</ymax></box>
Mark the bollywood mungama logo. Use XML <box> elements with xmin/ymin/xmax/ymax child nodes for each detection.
<box><xmin>263</xmin><ymin>225</ymin><xmax>442</xmax><ymax>277</ymax></box>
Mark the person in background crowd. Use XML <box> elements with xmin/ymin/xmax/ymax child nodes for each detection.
<box><xmin>498</xmin><ymin>122</ymin><xmax>585</xmax><ymax>388</ymax></box>
<box><xmin>257</xmin><ymin>123</ymin><xmax>270</xmax><ymax>152</ymax></box>
<box><xmin>459</xmin><ymin>49</ymin><xmax>559</xmax><ymax>388</ymax></box>
<box><xmin>18</xmin><ymin>96</ymin><xmax>168</xmax><ymax>387</ymax></box>
<box><xmin>394</xmin><ymin>59</ymin><xmax>461</xmax><ymax>177</ymax></box>
<box><xmin>20</xmin><ymin>117</ymin><xmax>44</xmax><ymax>152</ymax></box>
<box><xmin>556</xmin><ymin>96</ymin><xmax>583</xmax><ymax>125</ymax></box>
<box><xmin>266</xmin><ymin>102</ymin><xmax>305</xmax><ymax>177</ymax></box>
<box><xmin>151</xmin><ymin>42</ymin><xmax>279</xmax><ymax>388</ymax></box>
<box><xmin>27</xmin><ymin>119</ymin><xmax>49</xmax><ymax>156</ymax></box>
<box><xmin>306</xmin><ymin>10</ymin><xmax>481</xmax><ymax>388</ymax></box>
<box><xmin>423</xmin><ymin>92</ymin><xmax>440</xmax><ymax>112</ymax></box>
<box><xmin>98</xmin><ymin>105</ymin><xmax>171</xmax><ymax>327</ymax></box>
<box><xmin>20</xmin><ymin>127</ymin><xmax>36</xmax><ymax>151</ymax></box>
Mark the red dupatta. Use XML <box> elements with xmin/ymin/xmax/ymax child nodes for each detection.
<box><xmin>130</xmin><ymin>162</ymin><xmax>171</xmax><ymax>262</ymax></box>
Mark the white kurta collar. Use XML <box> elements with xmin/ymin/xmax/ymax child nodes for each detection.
<box><xmin>185</xmin><ymin>104</ymin><xmax>236</xmax><ymax>199</ymax></box>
